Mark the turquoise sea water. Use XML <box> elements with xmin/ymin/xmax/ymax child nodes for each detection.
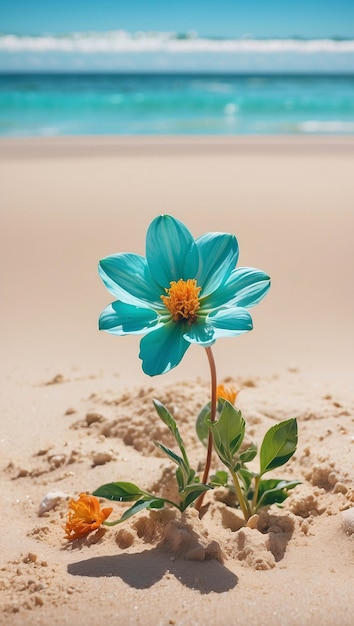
<box><xmin>1</xmin><ymin>73</ymin><xmax>354</xmax><ymax>137</ymax></box>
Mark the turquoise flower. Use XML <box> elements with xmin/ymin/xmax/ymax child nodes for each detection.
<box><xmin>99</xmin><ymin>215</ymin><xmax>270</xmax><ymax>376</ymax></box>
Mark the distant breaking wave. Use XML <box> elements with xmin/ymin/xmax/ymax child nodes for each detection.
<box><xmin>1</xmin><ymin>31</ymin><xmax>354</xmax><ymax>54</ymax></box>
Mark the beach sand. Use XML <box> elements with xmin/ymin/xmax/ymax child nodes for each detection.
<box><xmin>1</xmin><ymin>137</ymin><xmax>353</xmax><ymax>625</ymax></box>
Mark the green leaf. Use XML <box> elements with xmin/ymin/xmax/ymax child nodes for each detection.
<box><xmin>238</xmin><ymin>468</ymin><xmax>255</xmax><ymax>494</ymax></box>
<box><xmin>93</xmin><ymin>482</ymin><xmax>146</xmax><ymax>502</ymax></box>
<box><xmin>153</xmin><ymin>398</ymin><xmax>174</xmax><ymax>428</ymax></box>
<box><xmin>208</xmin><ymin>401</ymin><xmax>245</xmax><ymax>470</ymax></box>
<box><xmin>153</xmin><ymin>399</ymin><xmax>188</xmax><ymax>465</ymax></box>
<box><xmin>180</xmin><ymin>482</ymin><xmax>211</xmax><ymax>495</ymax></box>
<box><xmin>196</xmin><ymin>398</ymin><xmax>225</xmax><ymax>448</ymax></box>
<box><xmin>153</xmin><ymin>440</ymin><xmax>190</xmax><ymax>488</ymax></box>
<box><xmin>260</xmin><ymin>418</ymin><xmax>298</xmax><ymax>475</ymax></box>
<box><xmin>118</xmin><ymin>498</ymin><xmax>166</xmax><ymax>523</ymax></box>
<box><xmin>180</xmin><ymin>484</ymin><xmax>211</xmax><ymax>511</ymax></box>
<box><xmin>175</xmin><ymin>466</ymin><xmax>185</xmax><ymax>492</ymax></box>
<box><xmin>153</xmin><ymin>440</ymin><xmax>185</xmax><ymax>468</ymax></box>
<box><xmin>147</xmin><ymin>499</ymin><xmax>166</xmax><ymax>510</ymax></box>
<box><xmin>239</xmin><ymin>443</ymin><xmax>257</xmax><ymax>464</ymax></box>
<box><xmin>187</xmin><ymin>467</ymin><xmax>197</xmax><ymax>483</ymax></box>
<box><xmin>195</xmin><ymin>401</ymin><xmax>212</xmax><ymax>447</ymax></box>
<box><xmin>209</xmin><ymin>470</ymin><xmax>229</xmax><ymax>487</ymax></box>
<box><xmin>256</xmin><ymin>478</ymin><xmax>301</xmax><ymax>509</ymax></box>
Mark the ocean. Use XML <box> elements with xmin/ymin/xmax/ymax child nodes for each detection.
<box><xmin>1</xmin><ymin>72</ymin><xmax>354</xmax><ymax>137</ymax></box>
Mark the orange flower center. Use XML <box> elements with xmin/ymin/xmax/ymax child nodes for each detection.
<box><xmin>161</xmin><ymin>278</ymin><xmax>201</xmax><ymax>323</ymax></box>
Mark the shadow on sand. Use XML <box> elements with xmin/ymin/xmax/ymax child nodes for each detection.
<box><xmin>68</xmin><ymin>547</ymin><xmax>238</xmax><ymax>594</ymax></box>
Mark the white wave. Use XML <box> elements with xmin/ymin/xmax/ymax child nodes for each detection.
<box><xmin>298</xmin><ymin>120</ymin><xmax>354</xmax><ymax>133</ymax></box>
<box><xmin>1</xmin><ymin>32</ymin><xmax>354</xmax><ymax>54</ymax></box>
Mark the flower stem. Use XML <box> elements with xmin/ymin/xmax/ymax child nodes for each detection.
<box><xmin>229</xmin><ymin>467</ymin><xmax>250</xmax><ymax>522</ymax></box>
<box><xmin>195</xmin><ymin>346</ymin><xmax>217</xmax><ymax>513</ymax></box>
<box><xmin>251</xmin><ymin>474</ymin><xmax>261</xmax><ymax>515</ymax></box>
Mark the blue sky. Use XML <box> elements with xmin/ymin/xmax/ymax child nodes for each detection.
<box><xmin>1</xmin><ymin>1</ymin><xmax>354</xmax><ymax>72</ymax></box>
<box><xmin>1</xmin><ymin>0</ymin><xmax>354</xmax><ymax>39</ymax></box>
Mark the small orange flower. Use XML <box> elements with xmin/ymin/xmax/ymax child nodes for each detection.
<box><xmin>217</xmin><ymin>383</ymin><xmax>239</xmax><ymax>405</ymax></box>
<box><xmin>65</xmin><ymin>493</ymin><xmax>113</xmax><ymax>541</ymax></box>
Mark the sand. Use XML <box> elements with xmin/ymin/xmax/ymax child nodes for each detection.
<box><xmin>0</xmin><ymin>137</ymin><xmax>353</xmax><ymax>625</ymax></box>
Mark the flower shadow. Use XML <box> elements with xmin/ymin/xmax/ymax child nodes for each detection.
<box><xmin>67</xmin><ymin>547</ymin><xmax>238</xmax><ymax>594</ymax></box>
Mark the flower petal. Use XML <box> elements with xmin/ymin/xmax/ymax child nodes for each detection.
<box><xmin>207</xmin><ymin>307</ymin><xmax>253</xmax><ymax>338</ymax></box>
<box><xmin>206</xmin><ymin>267</ymin><xmax>271</xmax><ymax>309</ymax></box>
<box><xmin>99</xmin><ymin>301</ymin><xmax>160</xmax><ymax>335</ymax></box>
<box><xmin>145</xmin><ymin>215</ymin><xmax>199</xmax><ymax>287</ymax></box>
<box><xmin>99</xmin><ymin>253</ymin><xmax>162</xmax><ymax>307</ymax></box>
<box><xmin>139</xmin><ymin>322</ymin><xmax>190</xmax><ymax>376</ymax></box>
<box><xmin>195</xmin><ymin>233</ymin><xmax>239</xmax><ymax>297</ymax></box>
<box><xmin>183</xmin><ymin>320</ymin><xmax>215</xmax><ymax>346</ymax></box>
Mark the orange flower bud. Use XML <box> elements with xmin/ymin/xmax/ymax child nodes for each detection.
<box><xmin>217</xmin><ymin>383</ymin><xmax>239</xmax><ymax>405</ymax></box>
